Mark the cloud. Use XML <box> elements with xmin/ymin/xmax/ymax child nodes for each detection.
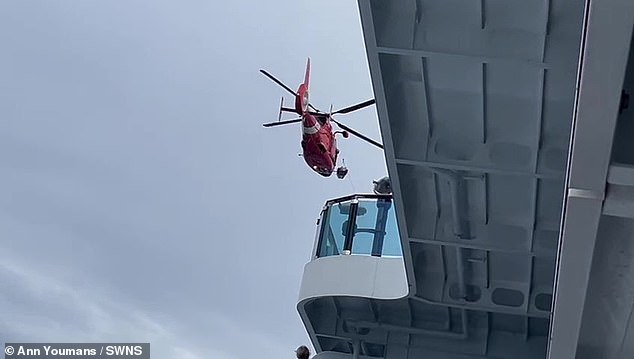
<box><xmin>0</xmin><ymin>245</ymin><xmax>301</xmax><ymax>359</ymax></box>
<box><xmin>0</xmin><ymin>1</ymin><xmax>377</xmax><ymax>358</ymax></box>
<box><xmin>0</xmin><ymin>252</ymin><xmax>217</xmax><ymax>359</ymax></box>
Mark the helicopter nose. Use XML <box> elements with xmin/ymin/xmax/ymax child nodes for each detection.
<box><xmin>313</xmin><ymin>166</ymin><xmax>331</xmax><ymax>177</ymax></box>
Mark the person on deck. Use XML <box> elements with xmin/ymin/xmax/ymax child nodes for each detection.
<box><xmin>295</xmin><ymin>345</ymin><xmax>310</xmax><ymax>359</ymax></box>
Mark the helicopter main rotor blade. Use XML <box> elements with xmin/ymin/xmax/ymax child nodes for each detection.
<box><xmin>332</xmin><ymin>119</ymin><xmax>384</xmax><ymax>149</ymax></box>
<box><xmin>332</xmin><ymin>99</ymin><xmax>376</xmax><ymax>115</ymax></box>
<box><xmin>262</xmin><ymin>118</ymin><xmax>303</xmax><ymax>128</ymax></box>
<box><xmin>260</xmin><ymin>69</ymin><xmax>297</xmax><ymax>97</ymax></box>
<box><xmin>260</xmin><ymin>69</ymin><xmax>322</xmax><ymax>113</ymax></box>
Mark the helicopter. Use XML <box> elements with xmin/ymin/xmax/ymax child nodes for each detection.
<box><xmin>260</xmin><ymin>58</ymin><xmax>383</xmax><ymax>179</ymax></box>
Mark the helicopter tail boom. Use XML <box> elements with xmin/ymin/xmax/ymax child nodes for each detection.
<box><xmin>295</xmin><ymin>58</ymin><xmax>311</xmax><ymax>114</ymax></box>
<box><xmin>304</xmin><ymin>57</ymin><xmax>310</xmax><ymax>88</ymax></box>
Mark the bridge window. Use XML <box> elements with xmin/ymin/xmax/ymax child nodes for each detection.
<box><xmin>317</xmin><ymin>200</ymin><xmax>350</xmax><ymax>257</ymax></box>
<box><xmin>381</xmin><ymin>205</ymin><xmax>401</xmax><ymax>257</ymax></box>
<box><xmin>316</xmin><ymin>195</ymin><xmax>402</xmax><ymax>258</ymax></box>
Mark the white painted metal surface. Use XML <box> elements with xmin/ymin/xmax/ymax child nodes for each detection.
<box><xmin>298</xmin><ymin>255</ymin><xmax>408</xmax><ymax>301</ymax></box>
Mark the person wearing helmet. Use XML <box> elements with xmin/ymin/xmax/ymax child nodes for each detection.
<box><xmin>373</xmin><ymin>176</ymin><xmax>392</xmax><ymax>195</ymax></box>
<box><xmin>295</xmin><ymin>345</ymin><xmax>310</xmax><ymax>359</ymax></box>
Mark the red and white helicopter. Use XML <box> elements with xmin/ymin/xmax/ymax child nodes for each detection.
<box><xmin>260</xmin><ymin>58</ymin><xmax>383</xmax><ymax>179</ymax></box>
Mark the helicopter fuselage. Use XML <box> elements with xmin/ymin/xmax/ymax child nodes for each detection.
<box><xmin>301</xmin><ymin>113</ymin><xmax>338</xmax><ymax>177</ymax></box>
<box><xmin>260</xmin><ymin>57</ymin><xmax>380</xmax><ymax>180</ymax></box>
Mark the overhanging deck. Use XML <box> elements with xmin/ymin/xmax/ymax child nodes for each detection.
<box><xmin>358</xmin><ymin>0</ymin><xmax>634</xmax><ymax>357</ymax></box>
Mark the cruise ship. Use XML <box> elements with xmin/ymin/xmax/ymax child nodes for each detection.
<box><xmin>296</xmin><ymin>0</ymin><xmax>634</xmax><ymax>358</ymax></box>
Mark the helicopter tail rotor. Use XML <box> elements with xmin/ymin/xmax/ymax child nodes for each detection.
<box><xmin>277</xmin><ymin>96</ymin><xmax>284</xmax><ymax>122</ymax></box>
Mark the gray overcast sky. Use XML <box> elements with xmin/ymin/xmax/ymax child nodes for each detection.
<box><xmin>0</xmin><ymin>1</ymin><xmax>386</xmax><ymax>358</ymax></box>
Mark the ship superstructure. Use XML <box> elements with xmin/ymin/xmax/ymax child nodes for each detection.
<box><xmin>297</xmin><ymin>1</ymin><xmax>634</xmax><ymax>358</ymax></box>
